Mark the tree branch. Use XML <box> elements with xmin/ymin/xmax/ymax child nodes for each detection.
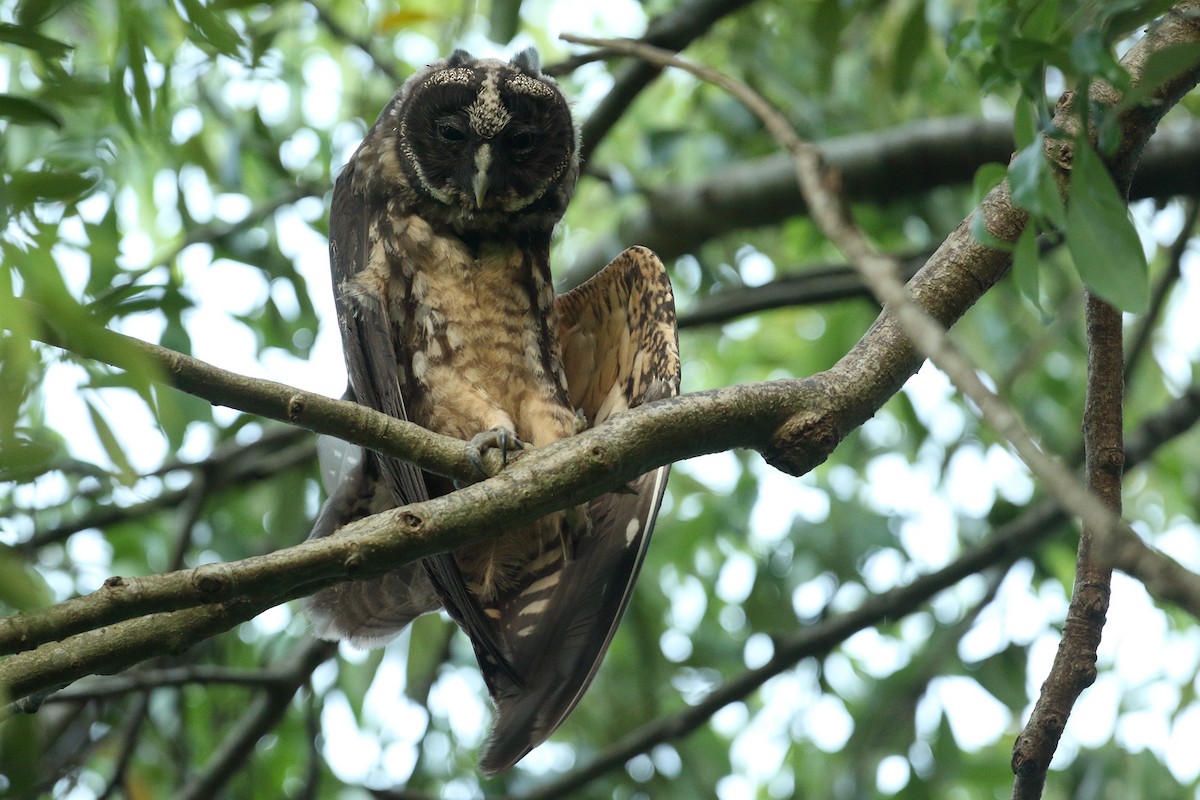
<box><xmin>510</xmin><ymin>373</ymin><xmax>1200</xmax><ymax>798</ymax></box>
<box><xmin>563</xmin><ymin>118</ymin><xmax>1200</xmax><ymax>287</ymax></box>
<box><xmin>1124</xmin><ymin>199</ymin><xmax>1199</xmax><ymax>384</ymax></box>
<box><xmin>548</xmin><ymin>0</ymin><xmax>761</xmax><ymax>161</ymax></box>
<box><xmin>309</xmin><ymin>3</ymin><xmax>404</xmax><ymax>86</ymax></box>
<box><xmin>176</xmin><ymin>638</ymin><xmax>336</xmax><ymax>800</ymax></box>
<box><xmin>20</xmin><ymin>428</ymin><xmax>315</xmax><ymax>551</ymax></box>
<box><xmin>10</xmin><ymin>664</ymin><xmax>304</xmax><ymax>710</ymax></box>
<box><xmin>567</xmin><ymin>22</ymin><xmax>1200</xmax><ymax>798</ymax></box>
<box><xmin>15</xmin><ymin>301</ymin><xmax>480</xmax><ymax>487</ymax></box>
<box><xmin>513</xmin><ymin>509</ymin><xmax>1064</xmax><ymax>800</ymax></box>
<box><xmin>1011</xmin><ymin>294</ymin><xmax>1123</xmax><ymax>798</ymax></box>
<box><xmin>677</xmin><ymin>251</ymin><xmax>926</xmax><ymax>328</ymax></box>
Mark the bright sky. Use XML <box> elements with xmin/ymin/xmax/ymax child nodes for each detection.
<box><xmin>9</xmin><ymin>2</ymin><xmax>1200</xmax><ymax>797</ymax></box>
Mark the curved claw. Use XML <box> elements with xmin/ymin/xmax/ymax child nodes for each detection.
<box><xmin>466</xmin><ymin>427</ymin><xmax>525</xmax><ymax>478</ymax></box>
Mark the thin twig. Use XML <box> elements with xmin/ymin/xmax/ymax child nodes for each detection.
<box><xmin>95</xmin><ymin>694</ymin><xmax>150</xmax><ymax>800</ymax></box>
<box><xmin>1011</xmin><ymin>294</ymin><xmax>1122</xmax><ymax>798</ymax></box>
<box><xmin>310</xmin><ymin>3</ymin><xmax>404</xmax><ymax>85</ymax></box>
<box><xmin>14</xmin><ymin>665</ymin><xmax>301</xmax><ymax>708</ymax></box>
<box><xmin>20</xmin><ymin>431</ymin><xmax>316</xmax><ymax>550</ymax></box>
<box><xmin>1124</xmin><ymin>199</ymin><xmax>1199</xmax><ymax>385</ymax></box>
<box><xmin>555</xmin><ymin>0</ymin><xmax>760</xmax><ymax>160</ymax></box>
<box><xmin>176</xmin><ymin>638</ymin><xmax>336</xmax><ymax>800</ymax></box>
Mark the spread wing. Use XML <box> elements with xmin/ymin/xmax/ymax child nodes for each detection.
<box><xmin>303</xmin><ymin>164</ymin><xmax>438</xmax><ymax>646</ymax></box>
<box><xmin>478</xmin><ymin>245</ymin><xmax>681</xmax><ymax>773</ymax></box>
<box><xmin>304</xmin><ymin>434</ymin><xmax>440</xmax><ymax>645</ymax></box>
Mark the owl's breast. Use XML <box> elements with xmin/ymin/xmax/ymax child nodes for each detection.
<box><xmin>373</xmin><ymin>217</ymin><xmax>573</xmax><ymax>446</ymax></box>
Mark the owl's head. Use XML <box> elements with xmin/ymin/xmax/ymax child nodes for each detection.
<box><xmin>376</xmin><ymin>48</ymin><xmax>579</xmax><ymax>236</ymax></box>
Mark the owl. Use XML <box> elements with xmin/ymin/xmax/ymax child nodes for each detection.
<box><xmin>303</xmin><ymin>49</ymin><xmax>680</xmax><ymax>774</ymax></box>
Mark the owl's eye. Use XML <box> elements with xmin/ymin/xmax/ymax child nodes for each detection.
<box><xmin>436</xmin><ymin>118</ymin><xmax>467</xmax><ymax>145</ymax></box>
<box><xmin>504</xmin><ymin>127</ymin><xmax>538</xmax><ymax>154</ymax></box>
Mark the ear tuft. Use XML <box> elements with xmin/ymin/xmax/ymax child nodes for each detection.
<box><xmin>510</xmin><ymin>47</ymin><xmax>541</xmax><ymax>75</ymax></box>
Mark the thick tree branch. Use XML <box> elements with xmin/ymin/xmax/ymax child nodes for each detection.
<box><xmin>567</xmin><ymin>0</ymin><xmax>1200</xmax><ymax>561</ymax></box>
<box><xmin>563</xmin><ymin>118</ymin><xmax>1200</xmax><ymax>287</ymax></box>
<box><xmin>0</xmin><ymin>374</ymin><xmax>807</xmax><ymax>668</ymax></box>
<box><xmin>677</xmin><ymin>251</ymin><xmax>926</xmax><ymax>328</ymax></box>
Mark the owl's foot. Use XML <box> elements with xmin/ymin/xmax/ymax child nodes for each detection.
<box><xmin>466</xmin><ymin>427</ymin><xmax>525</xmax><ymax>478</ymax></box>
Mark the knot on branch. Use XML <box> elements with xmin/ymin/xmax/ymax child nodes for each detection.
<box><xmin>191</xmin><ymin>564</ymin><xmax>234</xmax><ymax>601</ymax></box>
<box><xmin>763</xmin><ymin>409</ymin><xmax>839</xmax><ymax>477</ymax></box>
<box><xmin>342</xmin><ymin>544</ymin><xmax>365</xmax><ymax>575</ymax></box>
<box><xmin>1087</xmin><ymin>445</ymin><xmax>1126</xmax><ymax>477</ymax></box>
<box><xmin>285</xmin><ymin>394</ymin><xmax>306</xmax><ymax>421</ymax></box>
<box><xmin>1072</xmin><ymin>581</ymin><xmax>1111</xmax><ymax>622</ymax></box>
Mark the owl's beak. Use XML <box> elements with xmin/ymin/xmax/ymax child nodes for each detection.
<box><xmin>472</xmin><ymin>170</ymin><xmax>489</xmax><ymax>208</ymax></box>
<box><xmin>472</xmin><ymin>143</ymin><xmax>491</xmax><ymax>208</ymax></box>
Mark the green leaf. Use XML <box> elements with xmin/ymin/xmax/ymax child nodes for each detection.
<box><xmin>1116</xmin><ymin>42</ymin><xmax>1200</xmax><ymax>112</ymax></box>
<box><xmin>0</xmin><ymin>544</ymin><xmax>51</xmax><ymax>611</ymax></box>
<box><xmin>5</xmin><ymin>169</ymin><xmax>97</xmax><ymax>209</ymax></box>
<box><xmin>488</xmin><ymin>0</ymin><xmax>523</xmax><ymax>44</ymax></box>
<box><xmin>0</xmin><ymin>437</ymin><xmax>59</xmax><ymax>482</ymax></box>
<box><xmin>85</xmin><ymin>398</ymin><xmax>138</xmax><ymax>485</ymax></box>
<box><xmin>1065</xmin><ymin>142</ymin><xmax>1148</xmax><ymax>313</ymax></box>
<box><xmin>1020</xmin><ymin>0</ymin><xmax>1059</xmax><ymax>39</ymax></box>
<box><xmin>84</xmin><ymin>203</ymin><xmax>123</xmax><ymax>298</ymax></box>
<box><xmin>0</xmin><ymin>714</ymin><xmax>41</xmax><ymax>795</ymax></box>
<box><xmin>179</xmin><ymin>0</ymin><xmax>246</xmax><ymax>57</ymax></box>
<box><xmin>1012</xmin><ymin>97</ymin><xmax>1038</xmax><ymax>150</ymax></box>
<box><xmin>121</xmin><ymin>6</ymin><xmax>153</xmax><ymax>126</ymax></box>
<box><xmin>972</xmin><ymin>163</ymin><xmax>1008</xmax><ymax>205</ymax></box>
<box><xmin>1007</xmin><ymin>136</ymin><xmax>1065</xmax><ymax>227</ymax></box>
<box><xmin>0</xmin><ymin>22</ymin><xmax>72</xmax><ymax>58</ymax></box>
<box><xmin>1070</xmin><ymin>27</ymin><xmax>1127</xmax><ymax>86</ymax></box>
<box><xmin>890</xmin><ymin>0</ymin><xmax>930</xmax><ymax>93</ymax></box>
<box><xmin>1012</xmin><ymin>224</ymin><xmax>1042</xmax><ymax>310</ymax></box>
<box><xmin>0</xmin><ymin>94</ymin><xmax>63</xmax><ymax>128</ymax></box>
<box><xmin>16</xmin><ymin>0</ymin><xmax>77</xmax><ymax>27</ymax></box>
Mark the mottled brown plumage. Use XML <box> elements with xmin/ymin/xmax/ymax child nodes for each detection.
<box><xmin>304</xmin><ymin>49</ymin><xmax>680</xmax><ymax>774</ymax></box>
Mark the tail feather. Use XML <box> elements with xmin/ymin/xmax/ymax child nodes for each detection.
<box><xmin>477</xmin><ymin>466</ymin><xmax>670</xmax><ymax>774</ymax></box>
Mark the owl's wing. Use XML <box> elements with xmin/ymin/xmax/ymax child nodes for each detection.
<box><xmin>303</xmin><ymin>166</ymin><xmax>440</xmax><ymax>646</ymax></box>
<box><xmin>304</xmin><ymin>435</ymin><xmax>441</xmax><ymax>645</ymax></box>
<box><xmin>478</xmin><ymin>246</ymin><xmax>680</xmax><ymax>774</ymax></box>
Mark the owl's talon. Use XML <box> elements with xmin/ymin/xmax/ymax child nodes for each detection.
<box><xmin>572</xmin><ymin>408</ymin><xmax>589</xmax><ymax>435</ymax></box>
<box><xmin>467</xmin><ymin>427</ymin><xmax>525</xmax><ymax>478</ymax></box>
